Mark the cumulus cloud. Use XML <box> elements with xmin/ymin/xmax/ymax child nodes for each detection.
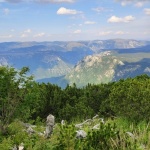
<box><xmin>144</xmin><ymin>8</ymin><xmax>150</xmax><ymax>15</ymax></box>
<box><xmin>57</xmin><ymin>7</ymin><xmax>82</xmax><ymax>15</ymax></box>
<box><xmin>108</xmin><ymin>15</ymin><xmax>135</xmax><ymax>23</ymax></box>
<box><xmin>84</xmin><ymin>21</ymin><xmax>96</xmax><ymax>25</ymax></box>
<box><xmin>73</xmin><ymin>29</ymin><xmax>81</xmax><ymax>34</ymax></box>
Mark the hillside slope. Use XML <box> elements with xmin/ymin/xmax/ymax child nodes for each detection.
<box><xmin>0</xmin><ymin>39</ymin><xmax>150</xmax><ymax>87</ymax></box>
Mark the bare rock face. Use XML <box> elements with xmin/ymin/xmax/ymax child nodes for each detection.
<box><xmin>45</xmin><ymin>114</ymin><xmax>55</xmax><ymax>138</ymax></box>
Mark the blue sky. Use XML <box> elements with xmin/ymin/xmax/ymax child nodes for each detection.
<box><xmin>0</xmin><ymin>0</ymin><xmax>150</xmax><ymax>42</ymax></box>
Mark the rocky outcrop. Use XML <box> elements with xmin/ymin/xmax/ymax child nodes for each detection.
<box><xmin>12</xmin><ymin>143</ymin><xmax>24</xmax><ymax>150</ymax></box>
<box><xmin>45</xmin><ymin>114</ymin><xmax>55</xmax><ymax>138</ymax></box>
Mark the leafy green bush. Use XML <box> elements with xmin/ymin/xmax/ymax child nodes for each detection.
<box><xmin>53</xmin><ymin>123</ymin><xmax>77</xmax><ymax>150</ymax></box>
<box><xmin>81</xmin><ymin>123</ymin><xmax>119</xmax><ymax>150</ymax></box>
<box><xmin>102</xmin><ymin>75</ymin><xmax>150</xmax><ymax>122</ymax></box>
<box><xmin>0</xmin><ymin>137</ymin><xmax>13</xmax><ymax>150</ymax></box>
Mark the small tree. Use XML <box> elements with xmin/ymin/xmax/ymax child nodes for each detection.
<box><xmin>0</xmin><ymin>66</ymin><xmax>34</xmax><ymax>134</ymax></box>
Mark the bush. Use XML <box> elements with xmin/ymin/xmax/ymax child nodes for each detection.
<box><xmin>82</xmin><ymin>123</ymin><xmax>119</xmax><ymax>150</ymax></box>
<box><xmin>103</xmin><ymin>76</ymin><xmax>150</xmax><ymax>122</ymax></box>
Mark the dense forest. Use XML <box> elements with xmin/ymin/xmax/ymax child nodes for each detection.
<box><xmin>0</xmin><ymin>66</ymin><xmax>150</xmax><ymax>149</ymax></box>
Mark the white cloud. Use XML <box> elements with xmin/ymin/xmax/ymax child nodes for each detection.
<box><xmin>144</xmin><ymin>8</ymin><xmax>150</xmax><ymax>15</ymax></box>
<box><xmin>92</xmin><ymin>7</ymin><xmax>113</xmax><ymax>14</ymax></box>
<box><xmin>123</xmin><ymin>16</ymin><xmax>135</xmax><ymax>22</ymax></box>
<box><xmin>115</xmin><ymin>0</ymin><xmax>149</xmax><ymax>6</ymax></box>
<box><xmin>21</xmin><ymin>29</ymin><xmax>31</xmax><ymax>38</ymax></box>
<box><xmin>21</xmin><ymin>34</ymin><xmax>28</xmax><ymax>38</ymax></box>
<box><xmin>120</xmin><ymin>1</ymin><xmax>129</xmax><ymax>6</ymax></box>
<box><xmin>57</xmin><ymin>7</ymin><xmax>82</xmax><ymax>15</ymax></box>
<box><xmin>108</xmin><ymin>15</ymin><xmax>135</xmax><ymax>23</ymax></box>
<box><xmin>3</xmin><ymin>8</ymin><xmax>10</xmax><ymax>15</ymax></box>
<box><xmin>84</xmin><ymin>21</ymin><xmax>96</xmax><ymax>25</ymax></box>
<box><xmin>34</xmin><ymin>32</ymin><xmax>45</xmax><ymax>37</ymax></box>
<box><xmin>99</xmin><ymin>31</ymin><xmax>112</xmax><ymax>36</ymax></box>
<box><xmin>108</xmin><ymin>16</ymin><xmax>122</xmax><ymax>23</ymax></box>
<box><xmin>99</xmin><ymin>31</ymin><xmax>129</xmax><ymax>36</ymax></box>
<box><xmin>24</xmin><ymin>29</ymin><xmax>32</xmax><ymax>33</ymax></box>
<box><xmin>134</xmin><ymin>2</ymin><xmax>144</xmax><ymax>7</ymax></box>
<box><xmin>73</xmin><ymin>29</ymin><xmax>81</xmax><ymax>34</ymax></box>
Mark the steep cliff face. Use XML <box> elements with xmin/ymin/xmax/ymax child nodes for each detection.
<box><xmin>64</xmin><ymin>51</ymin><xmax>124</xmax><ymax>87</ymax></box>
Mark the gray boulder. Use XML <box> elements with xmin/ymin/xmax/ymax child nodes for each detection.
<box><xmin>45</xmin><ymin>114</ymin><xmax>55</xmax><ymax>138</ymax></box>
<box><xmin>18</xmin><ymin>143</ymin><xmax>24</xmax><ymax>150</ymax></box>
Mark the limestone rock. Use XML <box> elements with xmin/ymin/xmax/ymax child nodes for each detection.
<box><xmin>126</xmin><ymin>132</ymin><xmax>135</xmax><ymax>138</ymax></box>
<box><xmin>76</xmin><ymin>130</ymin><xmax>87</xmax><ymax>139</ymax></box>
<box><xmin>18</xmin><ymin>143</ymin><xmax>24</xmax><ymax>150</ymax></box>
<box><xmin>27</xmin><ymin>126</ymin><xmax>35</xmax><ymax>134</ymax></box>
<box><xmin>45</xmin><ymin>114</ymin><xmax>55</xmax><ymax>138</ymax></box>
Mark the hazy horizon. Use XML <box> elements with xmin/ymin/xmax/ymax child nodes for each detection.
<box><xmin>0</xmin><ymin>38</ymin><xmax>150</xmax><ymax>43</ymax></box>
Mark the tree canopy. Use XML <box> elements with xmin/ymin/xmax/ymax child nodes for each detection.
<box><xmin>0</xmin><ymin>66</ymin><xmax>150</xmax><ymax>135</ymax></box>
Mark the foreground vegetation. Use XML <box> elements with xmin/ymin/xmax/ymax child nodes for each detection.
<box><xmin>0</xmin><ymin>66</ymin><xmax>150</xmax><ymax>149</ymax></box>
<box><xmin>0</xmin><ymin>117</ymin><xmax>150</xmax><ymax>150</ymax></box>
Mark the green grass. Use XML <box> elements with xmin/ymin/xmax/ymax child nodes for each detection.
<box><xmin>0</xmin><ymin>117</ymin><xmax>149</xmax><ymax>150</ymax></box>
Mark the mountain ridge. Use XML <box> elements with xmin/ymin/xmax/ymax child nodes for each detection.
<box><xmin>0</xmin><ymin>39</ymin><xmax>150</xmax><ymax>87</ymax></box>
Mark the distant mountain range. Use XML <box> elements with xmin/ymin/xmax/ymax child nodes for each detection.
<box><xmin>0</xmin><ymin>39</ymin><xmax>150</xmax><ymax>88</ymax></box>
